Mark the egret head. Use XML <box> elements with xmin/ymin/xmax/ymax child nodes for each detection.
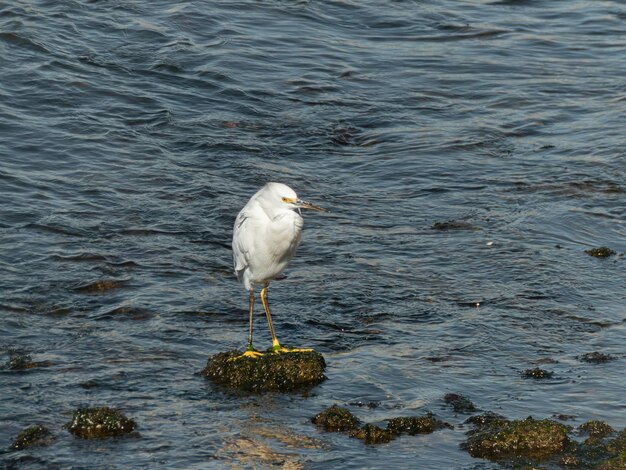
<box><xmin>261</xmin><ymin>182</ymin><xmax>327</xmax><ymax>214</ymax></box>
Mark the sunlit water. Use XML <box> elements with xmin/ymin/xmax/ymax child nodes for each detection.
<box><xmin>1</xmin><ymin>0</ymin><xmax>625</xmax><ymax>468</ymax></box>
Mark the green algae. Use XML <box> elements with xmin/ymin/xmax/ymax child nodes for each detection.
<box><xmin>349</xmin><ymin>424</ymin><xmax>396</xmax><ymax>445</ymax></box>
<box><xmin>202</xmin><ymin>350</ymin><xmax>326</xmax><ymax>393</ymax></box>
<box><xmin>64</xmin><ymin>406</ymin><xmax>137</xmax><ymax>439</ymax></box>
<box><xmin>463</xmin><ymin>416</ymin><xmax>571</xmax><ymax>461</ymax></box>
<box><xmin>10</xmin><ymin>425</ymin><xmax>52</xmax><ymax>450</ymax></box>
<box><xmin>312</xmin><ymin>405</ymin><xmax>360</xmax><ymax>432</ymax></box>
<box><xmin>387</xmin><ymin>415</ymin><xmax>452</xmax><ymax>435</ymax></box>
<box><xmin>521</xmin><ymin>367</ymin><xmax>554</xmax><ymax>379</ymax></box>
<box><xmin>585</xmin><ymin>247</ymin><xmax>616</xmax><ymax>258</ymax></box>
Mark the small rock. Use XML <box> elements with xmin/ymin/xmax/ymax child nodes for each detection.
<box><xmin>579</xmin><ymin>421</ymin><xmax>615</xmax><ymax>439</ymax></box>
<box><xmin>444</xmin><ymin>393</ymin><xmax>478</xmax><ymax>413</ymax></box>
<box><xmin>202</xmin><ymin>350</ymin><xmax>326</xmax><ymax>393</ymax></box>
<box><xmin>579</xmin><ymin>352</ymin><xmax>615</xmax><ymax>364</ymax></box>
<box><xmin>349</xmin><ymin>424</ymin><xmax>396</xmax><ymax>445</ymax></box>
<box><xmin>432</xmin><ymin>220</ymin><xmax>477</xmax><ymax>231</ymax></box>
<box><xmin>10</xmin><ymin>425</ymin><xmax>52</xmax><ymax>450</ymax></box>
<box><xmin>521</xmin><ymin>367</ymin><xmax>554</xmax><ymax>379</ymax></box>
<box><xmin>585</xmin><ymin>247</ymin><xmax>616</xmax><ymax>258</ymax></box>
<box><xmin>312</xmin><ymin>405</ymin><xmax>360</xmax><ymax>432</ymax></box>
<box><xmin>64</xmin><ymin>406</ymin><xmax>137</xmax><ymax>439</ymax></box>
<box><xmin>387</xmin><ymin>415</ymin><xmax>452</xmax><ymax>435</ymax></box>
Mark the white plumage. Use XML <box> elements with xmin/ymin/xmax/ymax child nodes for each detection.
<box><xmin>231</xmin><ymin>182</ymin><xmax>326</xmax><ymax>356</ymax></box>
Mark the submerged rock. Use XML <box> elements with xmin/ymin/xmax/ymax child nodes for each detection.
<box><xmin>202</xmin><ymin>350</ymin><xmax>326</xmax><ymax>393</ymax></box>
<box><xmin>521</xmin><ymin>367</ymin><xmax>554</xmax><ymax>379</ymax></box>
<box><xmin>444</xmin><ymin>393</ymin><xmax>478</xmax><ymax>413</ymax></box>
<box><xmin>312</xmin><ymin>405</ymin><xmax>360</xmax><ymax>432</ymax></box>
<box><xmin>463</xmin><ymin>416</ymin><xmax>571</xmax><ymax>461</ymax></box>
<box><xmin>74</xmin><ymin>279</ymin><xmax>127</xmax><ymax>293</ymax></box>
<box><xmin>10</xmin><ymin>425</ymin><xmax>52</xmax><ymax>450</ymax></box>
<box><xmin>585</xmin><ymin>247</ymin><xmax>616</xmax><ymax>258</ymax></box>
<box><xmin>65</xmin><ymin>406</ymin><xmax>137</xmax><ymax>439</ymax></box>
<box><xmin>579</xmin><ymin>351</ymin><xmax>615</xmax><ymax>364</ymax></box>
<box><xmin>387</xmin><ymin>415</ymin><xmax>452</xmax><ymax>435</ymax></box>
<box><xmin>432</xmin><ymin>220</ymin><xmax>477</xmax><ymax>231</ymax></box>
<box><xmin>4</xmin><ymin>352</ymin><xmax>52</xmax><ymax>370</ymax></box>
<box><xmin>349</xmin><ymin>424</ymin><xmax>396</xmax><ymax>445</ymax></box>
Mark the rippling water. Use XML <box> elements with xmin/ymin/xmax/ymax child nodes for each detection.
<box><xmin>1</xmin><ymin>0</ymin><xmax>625</xmax><ymax>468</ymax></box>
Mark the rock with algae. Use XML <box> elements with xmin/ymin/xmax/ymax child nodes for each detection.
<box><xmin>387</xmin><ymin>415</ymin><xmax>453</xmax><ymax>435</ymax></box>
<box><xmin>312</xmin><ymin>405</ymin><xmax>360</xmax><ymax>432</ymax></box>
<box><xmin>313</xmin><ymin>407</ymin><xmax>451</xmax><ymax>445</ymax></box>
<box><xmin>521</xmin><ymin>367</ymin><xmax>554</xmax><ymax>379</ymax></box>
<box><xmin>202</xmin><ymin>350</ymin><xmax>326</xmax><ymax>393</ymax></box>
<box><xmin>580</xmin><ymin>420</ymin><xmax>615</xmax><ymax>439</ymax></box>
<box><xmin>10</xmin><ymin>425</ymin><xmax>53</xmax><ymax>450</ymax></box>
<box><xmin>349</xmin><ymin>424</ymin><xmax>396</xmax><ymax>445</ymax></box>
<box><xmin>462</xmin><ymin>416</ymin><xmax>571</xmax><ymax>461</ymax></box>
<box><xmin>64</xmin><ymin>406</ymin><xmax>137</xmax><ymax>439</ymax></box>
<box><xmin>585</xmin><ymin>247</ymin><xmax>616</xmax><ymax>258</ymax></box>
<box><xmin>579</xmin><ymin>351</ymin><xmax>615</xmax><ymax>364</ymax></box>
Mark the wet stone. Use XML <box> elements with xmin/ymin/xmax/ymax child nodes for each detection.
<box><xmin>312</xmin><ymin>405</ymin><xmax>360</xmax><ymax>432</ymax></box>
<box><xmin>465</xmin><ymin>412</ymin><xmax>508</xmax><ymax>429</ymax></box>
<box><xmin>579</xmin><ymin>351</ymin><xmax>615</xmax><ymax>364</ymax></box>
<box><xmin>349</xmin><ymin>424</ymin><xmax>396</xmax><ymax>445</ymax></box>
<box><xmin>10</xmin><ymin>425</ymin><xmax>52</xmax><ymax>450</ymax></box>
<box><xmin>444</xmin><ymin>393</ymin><xmax>478</xmax><ymax>413</ymax></box>
<box><xmin>202</xmin><ymin>350</ymin><xmax>326</xmax><ymax>393</ymax></box>
<box><xmin>462</xmin><ymin>416</ymin><xmax>571</xmax><ymax>461</ymax></box>
<box><xmin>580</xmin><ymin>421</ymin><xmax>615</xmax><ymax>439</ymax></box>
<box><xmin>521</xmin><ymin>367</ymin><xmax>554</xmax><ymax>379</ymax></box>
<box><xmin>585</xmin><ymin>247</ymin><xmax>616</xmax><ymax>258</ymax></box>
<box><xmin>387</xmin><ymin>415</ymin><xmax>453</xmax><ymax>435</ymax></box>
<box><xmin>65</xmin><ymin>406</ymin><xmax>137</xmax><ymax>439</ymax></box>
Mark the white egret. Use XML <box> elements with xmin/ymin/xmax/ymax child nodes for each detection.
<box><xmin>232</xmin><ymin>182</ymin><xmax>326</xmax><ymax>358</ymax></box>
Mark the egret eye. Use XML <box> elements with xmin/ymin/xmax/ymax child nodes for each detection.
<box><xmin>282</xmin><ymin>197</ymin><xmax>296</xmax><ymax>204</ymax></box>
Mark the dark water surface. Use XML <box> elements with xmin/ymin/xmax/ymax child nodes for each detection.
<box><xmin>1</xmin><ymin>0</ymin><xmax>625</xmax><ymax>468</ymax></box>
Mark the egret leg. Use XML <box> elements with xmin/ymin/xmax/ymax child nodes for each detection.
<box><xmin>231</xmin><ymin>289</ymin><xmax>263</xmax><ymax>360</ymax></box>
<box><xmin>261</xmin><ymin>283</ymin><xmax>312</xmax><ymax>354</ymax></box>
<box><xmin>260</xmin><ymin>283</ymin><xmax>281</xmax><ymax>351</ymax></box>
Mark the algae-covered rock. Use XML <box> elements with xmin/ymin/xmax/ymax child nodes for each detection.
<box><xmin>10</xmin><ymin>425</ymin><xmax>52</xmax><ymax>450</ymax></box>
<box><xmin>579</xmin><ymin>351</ymin><xmax>615</xmax><ymax>364</ymax></box>
<box><xmin>521</xmin><ymin>367</ymin><xmax>554</xmax><ymax>379</ymax></box>
<box><xmin>444</xmin><ymin>393</ymin><xmax>478</xmax><ymax>413</ymax></box>
<box><xmin>465</xmin><ymin>412</ymin><xmax>508</xmax><ymax>429</ymax></box>
<box><xmin>202</xmin><ymin>350</ymin><xmax>326</xmax><ymax>393</ymax></box>
<box><xmin>579</xmin><ymin>420</ymin><xmax>615</xmax><ymax>439</ymax></box>
<box><xmin>312</xmin><ymin>405</ymin><xmax>360</xmax><ymax>432</ymax></box>
<box><xmin>65</xmin><ymin>406</ymin><xmax>137</xmax><ymax>439</ymax></box>
<box><xmin>463</xmin><ymin>416</ymin><xmax>571</xmax><ymax>461</ymax></box>
<box><xmin>4</xmin><ymin>352</ymin><xmax>52</xmax><ymax>370</ymax></box>
<box><xmin>387</xmin><ymin>415</ymin><xmax>452</xmax><ymax>435</ymax></box>
<box><xmin>349</xmin><ymin>424</ymin><xmax>396</xmax><ymax>445</ymax></box>
<box><xmin>585</xmin><ymin>247</ymin><xmax>616</xmax><ymax>258</ymax></box>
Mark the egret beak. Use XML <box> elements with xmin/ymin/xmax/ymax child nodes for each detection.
<box><xmin>296</xmin><ymin>199</ymin><xmax>327</xmax><ymax>212</ymax></box>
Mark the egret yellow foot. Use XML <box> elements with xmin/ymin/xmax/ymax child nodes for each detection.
<box><xmin>228</xmin><ymin>349</ymin><xmax>264</xmax><ymax>361</ymax></box>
